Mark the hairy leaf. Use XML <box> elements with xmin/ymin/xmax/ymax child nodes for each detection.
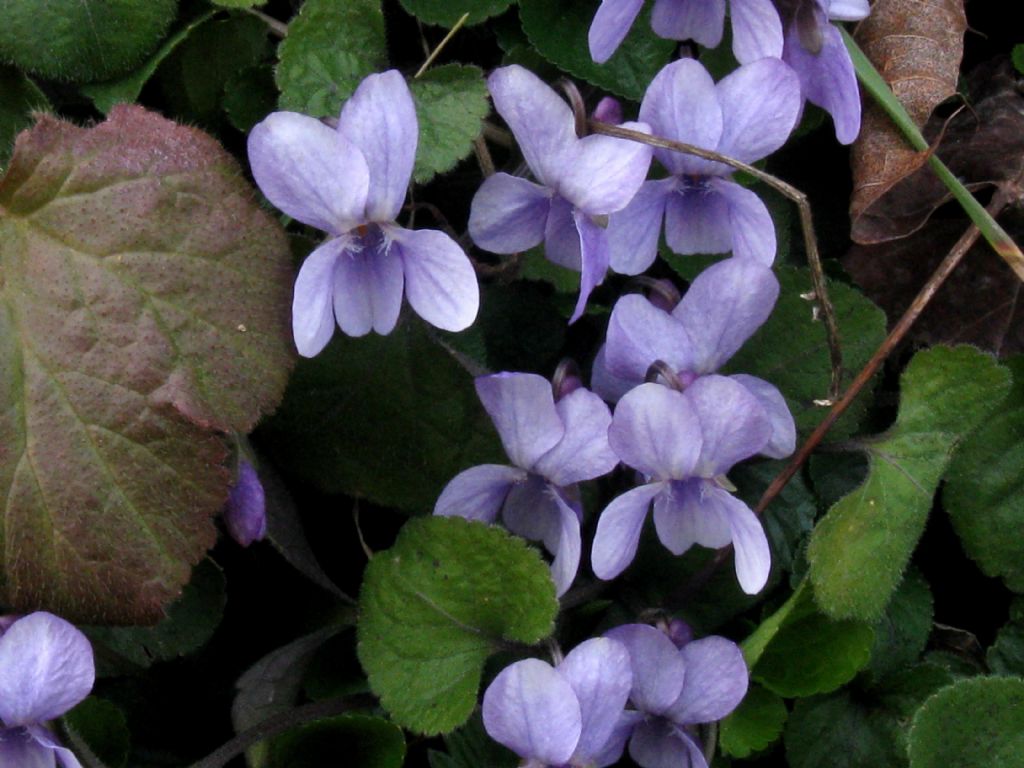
<box><xmin>411</xmin><ymin>64</ymin><xmax>491</xmax><ymax>184</ymax></box>
<box><xmin>276</xmin><ymin>0</ymin><xmax>387</xmax><ymax>118</ymax></box>
<box><xmin>987</xmin><ymin>597</ymin><xmax>1024</xmax><ymax>676</ymax></box>
<box><xmin>909</xmin><ymin>677</ymin><xmax>1024</xmax><ymax>767</ymax></box>
<box><xmin>945</xmin><ymin>355</ymin><xmax>1024</xmax><ymax>591</ymax></box>
<box><xmin>0</xmin><ymin>0</ymin><xmax>179</xmax><ymax>82</ymax></box>
<box><xmin>268</xmin><ymin>715</ymin><xmax>405</xmax><ymax>768</ymax></box>
<box><xmin>519</xmin><ymin>0</ymin><xmax>674</xmax><ymax>101</ymax></box>
<box><xmin>808</xmin><ymin>346</ymin><xmax>1010</xmax><ymax>621</ymax></box>
<box><xmin>400</xmin><ymin>0</ymin><xmax>514</xmax><ymax>26</ymax></box>
<box><xmin>0</xmin><ymin>107</ymin><xmax>293</xmax><ymax>621</ymax></box>
<box><xmin>357</xmin><ymin>517</ymin><xmax>558</xmax><ymax>734</ymax></box>
<box><xmin>0</xmin><ymin>66</ymin><xmax>49</xmax><ymax>169</ymax></box>
<box><xmin>867</xmin><ymin>568</ymin><xmax>934</xmax><ymax>681</ymax></box>
<box><xmin>719</xmin><ymin>684</ymin><xmax>788</xmax><ymax>759</ymax></box>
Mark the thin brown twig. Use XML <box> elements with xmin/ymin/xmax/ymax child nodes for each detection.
<box><xmin>588</xmin><ymin>120</ymin><xmax>844</xmax><ymax>400</ymax></box>
<box><xmin>667</xmin><ymin>183</ymin><xmax>1019</xmax><ymax>606</ymax></box>
<box><xmin>414</xmin><ymin>12</ymin><xmax>471</xmax><ymax>79</ymax></box>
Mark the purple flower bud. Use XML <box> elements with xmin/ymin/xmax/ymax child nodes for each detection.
<box><xmin>665</xmin><ymin>618</ymin><xmax>694</xmax><ymax>648</ymax></box>
<box><xmin>592</xmin><ymin>96</ymin><xmax>624</xmax><ymax>125</ymax></box>
<box><xmin>224</xmin><ymin>459</ymin><xmax>267</xmax><ymax>547</ymax></box>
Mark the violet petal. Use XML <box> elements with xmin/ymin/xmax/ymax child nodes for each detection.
<box><xmin>433</xmin><ymin>464</ymin><xmax>524</xmax><ymax>522</ymax></box>
<box><xmin>665</xmin><ymin>636</ymin><xmax>749</xmax><ymax>725</ymax></box>
<box><xmin>468</xmin><ymin>173</ymin><xmax>552</xmax><ymax>254</ymax></box>
<box><xmin>0</xmin><ymin>613</ymin><xmax>94</xmax><ymax>726</ymax></box>
<box><xmin>502</xmin><ymin>478</ymin><xmax>581</xmax><ymax>596</ymax></box>
<box><xmin>291</xmin><ymin>238</ymin><xmax>342</xmax><ymax>357</ymax></box>
<box><xmin>390</xmin><ymin>226</ymin><xmax>479</xmax><ymax>332</ymax></box>
<box><xmin>828</xmin><ymin>0</ymin><xmax>870</xmax><ymax>21</ymax></box>
<box><xmin>544</xmin><ymin>196</ymin><xmax>582</xmax><ymax>271</ymax></box>
<box><xmin>608</xmin><ymin>178</ymin><xmax>673</xmax><ymax>276</ymax></box>
<box><xmin>26</xmin><ymin>725</ymin><xmax>83</xmax><ymax>768</ymax></box>
<box><xmin>570</xmin><ymin>209</ymin><xmax>611</xmax><ymax>323</ymax></box>
<box><xmin>730</xmin><ymin>375</ymin><xmax>796</xmax><ymax>459</ymax></box>
<box><xmin>533</xmin><ymin>388</ymin><xmax>618</xmax><ymax>486</ymax></box>
<box><xmin>715</xmin><ymin>487</ymin><xmax>772</xmax><ymax>593</ymax></box>
<box><xmin>224</xmin><ymin>459</ymin><xmax>267</xmax><ymax>547</ymax></box>
<box><xmin>729</xmin><ymin>0</ymin><xmax>784</xmax><ymax>62</ymax></box>
<box><xmin>475</xmin><ymin>373</ymin><xmax>565</xmax><ymax>470</ymax></box>
<box><xmin>604</xmin><ymin>294</ymin><xmax>694</xmax><ymax>390</ymax></box>
<box><xmin>663</xmin><ymin>185</ymin><xmax>733</xmax><ymax>256</ymax></box>
<box><xmin>591</xmin><ymin>711</ymin><xmax>645</xmax><ymax>768</ymax></box>
<box><xmin>591</xmin><ymin>344</ymin><xmax>638</xmax><ymax>403</ymax></box>
<box><xmin>653</xmin><ymin>478</ymin><xmax>732</xmax><ymax>555</ymax></box>
<box><xmin>336</xmin><ymin>70</ymin><xmax>417</xmax><ymax>222</ymax></box>
<box><xmin>784</xmin><ymin>20</ymin><xmax>861</xmax><ymax>144</ymax></box>
<box><xmin>686</xmin><ymin>375</ymin><xmax>771</xmax><ymax>476</ymax></box>
<box><xmin>604</xmin><ymin>623</ymin><xmax>686</xmax><ymax>715</ymax></box>
<box><xmin>0</xmin><ymin>728</ymin><xmax>53</xmax><ymax>768</ymax></box>
<box><xmin>588</xmin><ymin>0</ymin><xmax>646</xmax><ymax>63</ymax></box>
<box><xmin>609</xmin><ymin>383</ymin><xmax>702</xmax><ymax>480</ymax></box>
<box><xmin>629</xmin><ymin>719</ymin><xmax>708</xmax><ymax>768</ymax></box>
<box><xmin>247</xmin><ymin>112</ymin><xmax>369</xmax><ymax>235</ymax></box>
<box><xmin>710</xmin><ymin>179</ymin><xmax>777</xmax><ymax>265</ymax></box>
<box><xmin>331</xmin><ymin>235</ymin><xmax>404</xmax><ymax>337</ymax></box>
<box><xmin>559</xmin><ymin>122</ymin><xmax>653</xmax><ymax>216</ymax></box>
<box><xmin>592</xmin><ymin>483</ymin><xmax>665</xmax><ymax>580</ymax></box>
<box><xmin>651</xmin><ymin>0</ymin><xmax>725</xmax><ymax>48</ymax></box>
<box><xmin>558</xmin><ymin>637</ymin><xmax>633</xmax><ymax>763</ymax></box>
<box><xmin>482</xmin><ymin>659</ymin><xmax>582</xmax><ymax>765</ymax></box>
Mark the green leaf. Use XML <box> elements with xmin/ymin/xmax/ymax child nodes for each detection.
<box><xmin>275</xmin><ymin>0</ymin><xmax>387</xmax><ymax>118</ymax></box>
<box><xmin>0</xmin><ymin>107</ymin><xmax>293</xmax><ymax>622</ymax></box>
<box><xmin>719</xmin><ymin>684</ymin><xmax>788</xmax><ymax>759</ymax></box>
<box><xmin>158</xmin><ymin>15</ymin><xmax>270</xmax><ymax>126</ymax></box>
<box><xmin>260</xmin><ymin>319</ymin><xmax>502</xmax><ymax>513</ymax></box>
<box><xmin>428</xmin><ymin>712</ymin><xmax>518</xmax><ymax>768</ymax></box>
<box><xmin>736</xmin><ymin>460</ymin><xmax>816</xmax><ymax>575</ymax></box>
<box><xmin>62</xmin><ymin>697</ymin><xmax>131</xmax><ymax>768</ymax></box>
<box><xmin>753</xmin><ymin>600</ymin><xmax>874</xmax><ymax>698</ymax></box>
<box><xmin>357</xmin><ymin>517</ymin><xmax>558</xmax><ymax>734</ymax></box>
<box><xmin>808</xmin><ymin>346</ymin><xmax>1011</xmax><ymax>621</ymax></box>
<box><xmin>400</xmin><ymin>0</ymin><xmax>514</xmax><ymax>26</ymax></box>
<box><xmin>0</xmin><ymin>0</ymin><xmax>179</xmax><ymax>82</ymax></box>
<box><xmin>785</xmin><ymin>664</ymin><xmax>951</xmax><ymax>768</ymax></box>
<box><xmin>909</xmin><ymin>677</ymin><xmax>1024</xmax><ymax>768</ymax></box>
<box><xmin>519</xmin><ymin>0</ymin><xmax>675</xmax><ymax>101</ymax></box>
<box><xmin>0</xmin><ymin>65</ymin><xmax>49</xmax><ymax>169</ymax></box>
<box><xmin>268</xmin><ymin>715</ymin><xmax>405</xmax><ymax>768</ymax></box>
<box><xmin>987</xmin><ymin>597</ymin><xmax>1024</xmax><ymax>677</ymax></box>
<box><xmin>867</xmin><ymin>568</ymin><xmax>934</xmax><ymax>681</ymax></box>
<box><xmin>945</xmin><ymin>355</ymin><xmax>1024</xmax><ymax>592</ymax></box>
<box><xmin>411</xmin><ymin>65</ymin><xmax>490</xmax><ymax>183</ymax></box>
<box><xmin>84</xmin><ymin>560</ymin><xmax>225</xmax><ymax>668</ymax></box>
<box><xmin>81</xmin><ymin>11</ymin><xmax>217</xmax><ymax>114</ymax></box>
<box><xmin>224</xmin><ymin>64</ymin><xmax>278</xmax><ymax>133</ymax></box>
<box><xmin>725</xmin><ymin>266</ymin><xmax>888</xmax><ymax>440</ymax></box>
<box><xmin>213</xmin><ymin>0</ymin><xmax>266</xmax><ymax>7</ymax></box>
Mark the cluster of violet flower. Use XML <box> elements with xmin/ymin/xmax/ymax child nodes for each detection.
<box><xmin>242</xmin><ymin>1</ymin><xmax>871</xmax><ymax>759</ymax></box>
<box><xmin>482</xmin><ymin>621</ymin><xmax>749</xmax><ymax>768</ymax></box>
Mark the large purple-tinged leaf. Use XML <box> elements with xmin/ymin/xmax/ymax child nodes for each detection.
<box><xmin>0</xmin><ymin>106</ymin><xmax>294</xmax><ymax>622</ymax></box>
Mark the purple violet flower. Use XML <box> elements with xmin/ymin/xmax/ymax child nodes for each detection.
<box><xmin>248</xmin><ymin>70</ymin><xmax>479</xmax><ymax>356</ymax></box>
<box><xmin>607</xmin><ymin>57</ymin><xmax>801</xmax><ymax>275</ymax></box>
<box><xmin>778</xmin><ymin>0</ymin><xmax>870</xmax><ymax>144</ymax></box>
<box><xmin>588</xmin><ymin>0</ymin><xmax>784</xmax><ymax>65</ymax></box>
<box><xmin>604</xmin><ymin>623</ymin><xmax>748</xmax><ymax>768</ymax></box>
<box><xmin>224</xmin><ymin>458</ymin><xmax>267</xmax><ymax>547</ymax></box>
<box><xmin>592</xmin><ymin>377</ymin><xmax>774</xmax><ymax>593</ymax></box>
<box><xmin>434</xmin><ymin>372</ymin><xmax>619</xmax><ymax>596</ymax></box>
<box><xmin>593</xmin><ymin>258</ymin><xmax>796</xmax><ymax>460</ymax></box>
<box><xmin>468</xmin><ymin>65</ymin><xmax>653</xmax><ymax>323</ymax></box>
<box><xmin>483</xmin><ymin>637</ymin><xmax>634</xmax><ymax>767</ymax></box>
<box><xmin>0</xmin><ymin>612</ymin><xmax>95</xmax><ymax>768</ymax></box>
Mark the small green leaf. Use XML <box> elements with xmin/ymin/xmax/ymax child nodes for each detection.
<box><xmin>987</xmin><ymin>597</ymin><xmax>1024</xmax><ymax>677</ymax></box>
<box><xmin>400</xmin><ymin>0</ymin><xmax>514</xmax><ymax>26</ymax></box>
<box><xmin>724</xmin><ymin>266</ymin><xmax>888</xmax><ymax>440</ymax></box>
<box><xmin>411</xmin><ymin>64</ymin><xmax>490</xmax><ymax>183</ymax></box>
<box><xmin>0</xmin><ymin>107</ymin><xmax>293</xmax><ymax>622</ymax></box>
<box><xmin>519</xmin><ymin>0</ymin><xmax>675</xmax><ymax>101</ymax></box>
<box><xmin>909</xmin><ymin>677</ymin><xmax>1024</xmax><ymax>768</ymax></box>
<box><xmin>275</xmin><ymin>0</ymin><xmax>387</xmax><ymax>118</ymax></box>
<box><xmin>0</xmin><ymin>65</ymin><xmax>49</xmax><ymax>169</ymax></box>
<box><xmin>719</xmin><ymin>684</ymin><xmax>788</xmax><ymax>759</ymax></box>
<box><xmin>62</xmin><ymin>697</ymin><xmax>131</xmax><ymax>768</ymax></box>
<box><xmin>81</xmin><ymin>11</ymin><xmax>216</xmax><ymax>114</ymax></box>
<box><xmin>753</xmin><ymin>602</ymin><xmax>874</xmax><ymax>698</ymax></box>
<box><xmin>268</xmin><ymin>715</ymin><xmax>405</xmax><ymax>768</ymax></box>
<box><xmin>808</xmin><ymin>346</ymin><xmax>1011</xmax><ymax>621</ymax></box>
<box><xmin>867</xmin><ymin>568</ymin><xmax>934</xmax><ymax>681</ymax></box>
<box><xmin>0</xmin><ymin>0</ymin><xmax>179</xmax><ymax>82</ymax></box>
<box><xmin>260</xmin><ymin>319</ymin><xmax>503</xmax><ymax>513</ymax></box>
<box><xmin>85</xmin><ymin>560</ymin><xmax>225</xmax><ymax>668</ymax></box>
<box><xmin>357</xmin><ymin>517</ymin><xmax>558</xmax><ymax>734</ymax></box>
<box><xmin>945</xmin><ymin>355</ymin><xmax>1024</xmax><ymax>592</ymax></box>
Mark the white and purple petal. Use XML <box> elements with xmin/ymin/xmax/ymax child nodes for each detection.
<box><xmin>710</xmin><ymin>179</ymin><xmax>778</xmax><ymax>265</ymax></box>
<box><xmin>591</xmin><ymin>344</ymin><xmax>638</xmax><ymax>403</ymax></box>
<box><xmin>532</xmin><ymin>388</ymin><xmax>618</xmax><ymax>486</ymax></box>
<box><xmin>589</xmin><ymin>0</ymin><xmax>646</xmax><ymax>63</ymax></box>
<box><xmin>475</xmin><ymin>373</ymin><xmax>565</xmax><ymax>470</ymax></box>
<box><xmin>665</xmin><ymin>636</ymin><xmax>749</xmax><ymax>725</ymax></box>
<box><xmin>671</xmin><ymin>258</ymin><xmax>779</xmax><ymax>373</ymax></box>
<box><xmin>729</xmin><ymin>0</ymin><xmax>784</xmax><ymax>63</ymax></box>
<box><xmin>651</xmin><ymin>0</ymin><xmax>725</xmax><ymax>48</ymax></box>
<box><xmin>592</xmin><ymin>483</ymin><xmax>666</xmax><ymax>580</ymax></box>
<box><xmin>0</xmin><ymin>613</ymin><xmax>94</xmax><ymax>726</ymax></box>
<box><xmin>0</xmin><ymin>728</ymin><xmax>53</xmax><ymax>768</ymax></box>
<box><xmin>482</xmin><ymin>659</ymin><xmax>583</xmax><ymax>765</ymax></box>
<box><xmin>389</xmin><ymin>226</ymin><xmax>479</xmax><ymax>332</ymax></box>
<box><xmin>604</xmin><ymin>623</ymin><xmax>686</xmax><ymax>715</ymax></box>
<box><xmin>827</xmin><ymin>0</ymin><xmax>870</xmax><ymax>21</ymax></box>
<box><xmin>468</xmin><ymin>173</ymin><xmax>552</xmax><ymax>254</ymax></box>
<box><xmin>544</xmin><ymin>196</ymin><xmax>582</xmax><ymax>271</ymax></box>
<box><xmin>609</xmin><ymin>383</ymin><xmax>703</xmax><ymax>480</ymax></box>
<box><xmin>715</xmin><ymin>57</ymin><xmax>801</xmax><ymax>163</ymax></box>
<box><xmin>629</xmin><ymin>718</ymin><xmax>708</xmax><ymax>768</ymax></box>
<box><xmin>332</xmin><ymin>233</ymin><xmax>405</xmax><ymax>337</ymax></box>
<box><xmin>487</xmin><ymin>65</ymin><xmax>576</xmax><ymax>187</ymax></box>
<box><xmin>433</xmin><ymin>464</ymin><xmax>525</xmax><ymax>523</ymax></box>
<box><xmin>570</xmin><ymin>209</ymin><xmax>611</xmax><ymax>323</ymax></box>
<box><xmin>608</xmin><ymin>177</ymin><xmax>673</xmax><ymax>276</ymax></box>
<box><xmin>604</xmin><ymin>294</ymin><xmax>694</xmax><ymax>387</ymax></box>
<box><xmin>663</xmin><ymin>184</ymin><xmax>734</xmax><ymax>256</ymax></box>
<box><xmin>292</xmin><ymin>238</ymin><xmax>343</xmax><ymax>357</ymax></box>
<box><xmin>26</xmin><ymin>726</ymin><xmax>84</xmax><ymax>768</ymax></box>
<box><xmin>559</xmin><ymin>122</ymin><xmax>654</xmax><ymax>216</ymax></box>
<box><xmin>336</xmin><ymin>70</ymin><xmax>417</xmax><ymax>222</ymax></box>
<box><xmin>502</xmin><ymin>478</ymin><xmax>582</xmax><ymax>596</ymax></box>
<box><xmin>686</xmin><ymin>375</ymin><xmax>771</xmax><ymax>476</ymax></box>
<box><xmin>653</xmin><ymin>479</ymin><xmax>732</xmax><ymax>555</ymax></box>
<box><xmin>248</xmin><ymin>112</ymin><xmax>370</xmax><ymax>235</ymax></box>
<box><xmin>558</xmin><ymin>637</ymin><xmax>634</xmax><ymax>763</ymax></box>
<box><xmin>730</xmin><ymin>375</ymin><xmax>796</xmax><ymax>459</ymax></box>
